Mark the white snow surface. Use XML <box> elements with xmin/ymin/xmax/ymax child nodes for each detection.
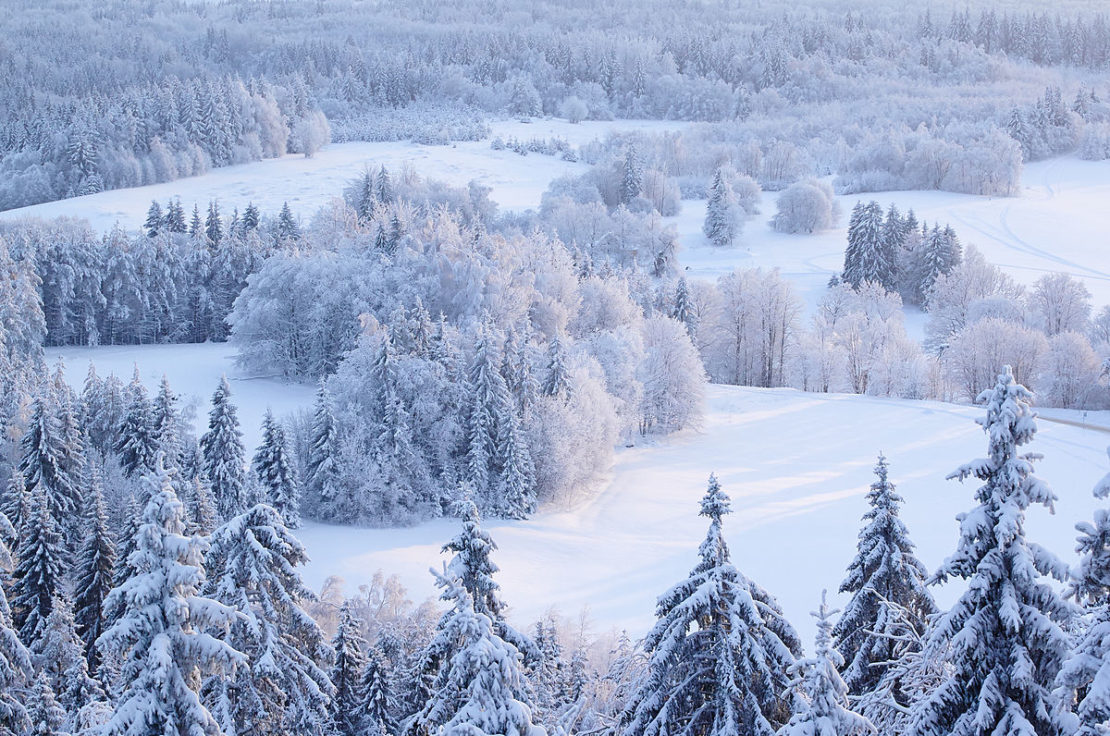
<box><xmin>46</xmin><ymin>342</ymin><xmax>1110</xmax><ymax>645</ymax></box>
<box><xmin>0</xmin><ymin>118</ymin><xmax>689</xmax><ymax>230</ymax></box>
<box><xmin>674</xmin><ymin>156</ymin><xmax>1110</xmax><ymax>311</ymax></box>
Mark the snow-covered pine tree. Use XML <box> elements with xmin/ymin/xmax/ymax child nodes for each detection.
<box><xmin>304</xmin><ymin>382</ymin><xmax>340</xmax><ymax>518</ymax></box>
<box><xmin>914</xmin><ymin>224</ymin><xmax>962</xmax><ymax>303</ymax></box>
<box><xmin>907</xmin><ymin>366</ymin><xmax>1075</xmax><ymax>736</ymax></box>
<box><xmin>621</xmin><ymin>146</ymin><xmax>642</xmax><ymax>205</ymax></box>
<box><xmin>204</xmin><ymin>504</ymin><xmax>333</xmax><ymax>735</ymax></box>
<box><xmin>408</xmin><ymin>568</ymin><xmax>544</xmax><ymax>736</ymax></box>
<box><xmin>151</xmin><ymin>375</ymin><xmax>183</xmax><ymax>468</ymax></box>
<box><xmin>32</xmin><ymin>595</ymin><xmax>105</xmax><ymax>720</ymax></box>
<box><xmin>206</xmin><ymin>200</ymin><xmax>223</xmax><ymax>244</ymax></box>
<box><xmin>185</xmin><ymin>474</ymin><xmax>219</xmax><ymax>536</ymax></box>
<box><xmin>0</xmin><ymin>509</ymin><xmax>32</xmax><ymax>736</ymax></box>
<box><xmin>114</xmin><ymin>368</ymin><xmax>158</xmax><ymax>479</ymax></box>
<box><xmin>330</xmin><ymin>602</ymin><xmax>369</xmax><ymax>736</ymax></box>
<box><xmin>11</xmin><ymin>482</ymin><xmax>65</xmax><ymax>644</ymax></box>
<box><xmin>97</xmin><ymin>467</ymin><xmax>243</xmax><ymax>736</ymax></box>
<box><xmin>443</xmin><ymin>498</ymin><xmax>538</xmax><ymax>663</ymax></box>
<box><xmin>832</xmin><ymin>454</ymin><xmax>936</xmax><ymax>699</ymax></box>
<box><xmin>777</xmin><ymin>592</ymin><xmax>874</xmax><ymax>736</ymax></box>
<box><xmin>201</xmin><ymin>375</ymin><xmax>248</xmax><ymax>522</ymax></box>
<box><xmin>495</xmin><ymin>403</ymin><xmax>536</xmax><ymax>519</ymax></box>
<box><xmin>703</xmin><ymin>167</ymin><xmax>741</xmax><ymax>248</ymax></box>
<box><xmin>843</xmin><ymin>200</ymin><xmax>893</xmax><ymax>291</ymax></box>
<box><xmin>620</xmin><ymin>475</ymin><xmax>802</xmax><ymax>736</ymax></box>
<box><xmin>252</xmin><ymin>410</ymin><xmax>300</xmax><ymax>527</ymax></box>
<box><xmin>190</xmin><ymin>203</ymin><xmax>204</xmax><ymax>238</ymax></box>
<box><xmin>242</xmin><ymin>202</ymin><xmax>260</xmax><ymax>232</ymax></box>
<box><xmin>1055</xmin><ymin>449</ymin><xmax>1110</xmax><ymax>736</ymax></box>
<box><xmin>72</xmin><ymin>476</ymin><xmax>115</xmax><ymax>677</ymax></box>
<box><xmin>359</xmin><ymin>645</ymin><xmax>399</xmax><ymax>736</ymax></box>
<box><xmin>277</xmin><ymin>202</ymin><xmax>300</xmax><ymax>241</ymax></box>
<box><xmin>27</xmin><ymin>672</ymin><xmax>67</xmax><ymax>736</ymax></box>
<box><xmin>541</xmin><ymin>336</ymin><xmax>571</xmax><ymax>399</ymax></box>
<box><xmin>144</xmin><ymin>200</ymin><xmax>164</xmax><ymax>238</ymax></box>
<box><xmin>465</xmin><ymin>328</ymin><xmax>517</xmax><ymax>512</ymax></box>
<box><xmin>0</xmin><ymin>468</ymin><xmax>26</xmax><ymax>537</ymax></box>
<box><xmin>671</xmin><ymin>277</ymin><xmax>697</xmax><ymax>340</ymax></box>
<box><xmin>19</xmin><ymin>394</ymin><xmax>81</xmax><ymax>532</ymax></box>
<box><xmin>166</xmin><ymin>198</ymin><xmax>187</xmax><ymax>233</ymax></box>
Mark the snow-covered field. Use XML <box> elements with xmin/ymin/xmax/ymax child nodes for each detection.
<box><xmin>674</xmin><ymin>156</ymin><xmax>1110</xmax><ymax>313</ymax></box>
<box><xmin>45</xmin><ymin>342</ymin><xmax>1110</xmax><ymax>644</ymax></box>
<box><xmin>0</xmin><ymin>119</ymin><xmax>690</xmax><ymax>231</ymax></box>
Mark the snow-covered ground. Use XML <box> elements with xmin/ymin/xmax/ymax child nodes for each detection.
<box><xmin>0</xmin><ymin>118</ymin><xmax>690</xmax><ymax>231</ymax></box>
<box><xmin>45</xmin><ymin>340</ymin><xmax>1110</xmax><ymax>645</ymax></box>
<box><xmin>297</xmin><ymin>383</ymin><xmax>1109</xmax><ymax>645</ymax></box>
<box><xmin>674</xmin><ymin>156</ymin><xmax>1110</xmax><ymax>313</ymax></box>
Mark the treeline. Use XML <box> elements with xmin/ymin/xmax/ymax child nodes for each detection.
<box><xmin>5</xmin><ymin>0</ymin><xmax>1110</xmax><ymax>210</ymax></box>
<box><xmin>2</xmin><ymin>364</ymin><xmax>1110</xmax><ymax>736</ymax></box>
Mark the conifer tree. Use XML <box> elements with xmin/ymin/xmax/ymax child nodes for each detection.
<box><xmin>206</xmin><ymin>200</ymin><xmax>223</xmax><ymax>244</ymax></box>
<box><xmin>189</xmin><ymin>203</ymin><xmax>204</xmax><ymax>238</ymax></box>
<box><xmin>11</xmin><ymin>483</ymin><xmax>65</xmax><ymax>644</ymax></box>
<box><xmin>205</xmin><ymin>504</ymin><xmax>333</xmax><ymax>735</ymax></box>
<box><xmin>907</xmin><ymin>366</ymin><xmax>1075</xmax><ymax>736</ymax></box>
<box><xmin>166</xmin><ymin>198</ymin><xmax>187</xmax><ymax>233</ymax></box>
<box><xmin>1055</xmin><ymin>450</ymin><xmax>1110</xmax><ymax>736</ymax></box>
<box><xmin>185</xmin><ymin>475</ymin><xmax>219</xmax><ymax>536</ymax></box>
<box><xmin>671</xmin><ymin>277</ymin><xmax>697</xmax><ymax>340</ymax></box>
<box><xmin>27</xmin><ymin>672</ymin><xmax>67</xmax><ymax>736</ymax></box>
<box><xmin>620</xmin><ymin>475</ymin><xmax>801</xmax><ymax>736</ymax></box>
<box><xmin>408</xmin><ymin>569</ymin><xmax>544</xmax><ymax>736</ymax></box>
<box><xmin>377</xmin><ymin>166</ymin><xmax>394</xmax><ymax>204</ymax></box>
<box><xmin>0</xmin><ymin>510</ymin><xmax>32</xmax><ymax>736</ymax></box>
<box><xmin>330</xmin><ymin>602</ymin><xmax>369</xmax><ymax>736</ymax></box>
<box><xmin>0</xmin><ymin>468</ymin><xmax>26</xmax><ymax>537</ymax></box>
<box><xmin>252</xmin><ymin>410</ymin><xmax>300</xmax><ymax>527</ymax></box>
<box><xmin>359</xmin><ymin>646</ymin><xmax>399</xmax><ymax>736</ymax></box>
<box><xmin>833</xmin><ymin>455</ymin><xmax>936</xmax><ymax>699</ymax></box>
<box><xmin>19</xmin><ymin>394</ymin><xmax>81</xmax><ymax>531</ymax></box>
<box><xmin>114</xmin><ymin>368</ymin><xmax>158</xmax><ymax>479</ymax></box>
<box><xmin>304</xmin><ymin>382</ymin><xmax>340</xmax><ymax>517</ymax></box>
<box><xmin>201</xmin><ymin>375</ymin><xmax>248</xmax><ymax>521</ymax></box>
<box><xmin>442</xmin><ymin>499</ymin><xmax>538</xmax><ymax>662</ymax></box>
<box><xmin>621</xmin><ymin>146</ymin><xmax>642</xmax><ymax>205</ymax></box>
<box><xmin>151</xmin><ymin>375</ymin><xmax>182</xmax><ymax>468</ymax></box>
<box><xmin>541</xmin><ymin>336</ymin><xmax>571</xmax><ymax>399</ymax></box>
<box><xmin>843</xmin><ymin>200</ymin><xmax>893</xmax><ymax>290</ymax></box>
<box><xmin>32</xmin><ymin>595</ymin><xmax>105</xmax><ymax>719</ymax></box>
<box><xmin>144</xmin><ymin>200</ymin><xmax>164</xmax><ymax>238</ymax></box>
<box><xmin>777</xmin><ymin>592</ymin><xmax>874</xmax><ymax>736</ymax></box>
<box><xmin>98</xmin><ymin>469</ymin><xmax>243</xmax><ymax>736</ymax></box>
<box><xmin>277</xmin><ymin>202</ymin><xmax>300</xmax><ymax>241</ymax></box>
<box><xmin>242</xmin><ymin>202</ymin><xmax>260</xmax><ymax>232</ymax></box>
<box><xmin>72</xmin><ymin>477</ymin><xmax>115</xmax><ymax>677</ymax></box>
<box><xmin>703</xmin><ymin>167</ymin><xmax>741</xmax><ymax>247</ymax></box>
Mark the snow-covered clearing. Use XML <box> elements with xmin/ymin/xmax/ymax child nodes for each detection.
<box><xmin>46</xmin><ymin>341</ymin><xmax>1110</xmax><ymax>644</ymax></box>
<box><xmin>675</xmin><ymin>156</ymin><xmax>1110</xmax><ymax>314</ymax></box>
<box><xmin>0</xmin><ymin>118</ymin><xmax>690</xmax><ymax>231</ymax></box>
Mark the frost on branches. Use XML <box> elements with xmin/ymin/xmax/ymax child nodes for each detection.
<box><xmin>908</xmin><ymin>366</ymin><xmax>1075</xmax><ymax>736</ymax></box>
<box><xmin>620</xmin><ymin>475</ymin><xmax>801</xmax><ymax>736</ymax></box>
<box><xmin>97</xmin><ymin>465</ymin><xmax>244</xmax><ymax>736</ymax></box>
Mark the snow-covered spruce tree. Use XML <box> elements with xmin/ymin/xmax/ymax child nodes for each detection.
<box><xmin>27</xmin><ymin>672</ymin><xmax>67</xmax><ymax>736</ymax></box>
<box><xmin>541</xmin><ymin>336</ymin><xmax>571</xmax><ymax>399</ymax></box>
<box><xmin>832</xmin><ymin>454</ymin><xmax>936</xmax><ymax>700</ymax></box>
<box><xmin>907</xmin><ymin>366</ymin><xmax>1075</xmax><ymax>736</ymax></box>
<box><xmin>252</xmin><ymin>410</ymin><xmax>300</xmax><ymax>527</ymax></box>
<box><xmin>1055</xmin><ymin>449</ymin><xmax>1110</xmax><ymax>735</ymax></box>
<box><xmin>201</xmin><ymin>375</ymin><xmax>248</xmax><ymax>522</ymax></box>
<box><xmin>359</xmin><ymin>645</ymin><xmax>399</xmax><ymax>736</ymax></box>
<box><xmin>0</xmin><ymin>468</ymin><xmax>25</xmax><ymax>538</ymax></box>
<box><xmin>114</xmin><ymin>368</ymin><xmax>158</xmax><ymax>479</ymax></box>
<box><xmin>620</xmin><ymin>475</ymin><xmax>802</xmax><ymax>736</ymax></box>
<box><xmin>19</xmin><ymin>394</ymin><xmax>81</xmax><ymax>533</ymax></box>
<box><xmin>330</xmin><ymin>602</ymin><xmax>369</xmax><ymax>736</ymax></box>
<box><xmin>185</xmin><ymin>474</ymin><xmax>219</xmax><ymax>536</ymax></box>
<box><xmin>304</xmin><ymin>382</ymin><xmax>340</xmax><ymax>519</ymax></box>
<box><xmin>204</xmin><ymin>504</ymin><xmax>332</xmax><ymax>735</ymax></box>
<box><xmin>443</xmin><ymin>498</ymin><xmax>538</xmax><ymax>662</ymax></box>
<box><xmin>408</xmin><ymin>568</ymin><xmax>544</xmax><ymax>736</ymax></box>
<box><xmin>704</xmin><ymin>167</ymin><xmax>741</xmax><ymax>248</ymax></box>
<box><xmin>97</xmin><ymin>467</ymin><xmax>243</xmax><ymax>736</ymax></box>
<box><xmin>72</xmin><ymin>477</ymin><xmax>115</xmax><ymax>678</ymax></box>
<box><xmin>32</xmin><ymin>595</ymin><xmax>105</xmax><ymax>721</ymax></box>
<box><xmin>843</xmin><ymin>200</ymin><xmax>894</xmax><ymax>291</ymax></box>
<box><xmin>11</xmin><ymin>483</ymin><xmax>65</xmax><ymax>644</ymax></box>
<box><xmin>671</xmin><ymin>277</ymin><xmax>698</xmax><ymax>340</ymax></box>
<box><xmin>0</xmin><ymin>510</ymin><xmax>33</xmax><ymax>736</ymax></box>
<box><xmin>152</xmin><ymin>374</ymin><xmax>183</xmax><ymax>467</ymax></box>
<box><xmin>778</xmin><ymin>592</ymin><xmax>875</xmax><ymax>736</ymax></box>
